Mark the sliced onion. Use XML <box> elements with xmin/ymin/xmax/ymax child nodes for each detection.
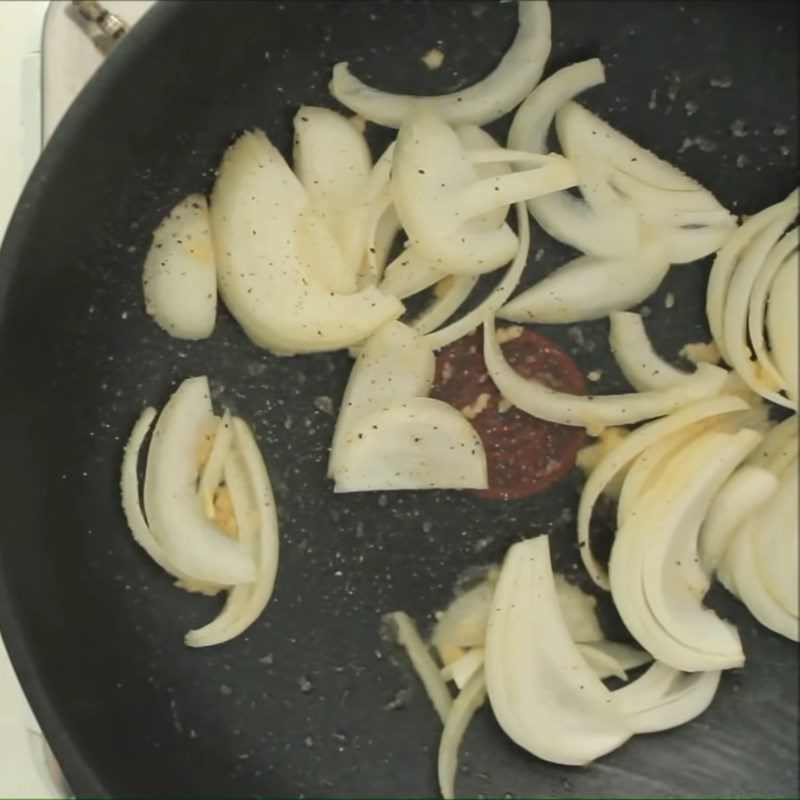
<box><xmin>699</xmin><ymin>464</ymin><xmax>778</xmax><ymax>573</ymax></box>
<box><xmin>393</xmin><ymin>109</ymin><xmax>575</xmax><ymax>276</ymax></box>
<box><xmin>388</xmin><ymin>611</ymin><xmax>453</xmax><ymax>723</ymax></box>
<box><xmin>120</xmin><ymin>407</ymin><xmax>187</xmax><ymax>580</ymax></box>
<box><xmin>484</xmin><ymin>318</ymin><xmax>730</xmax><ymax>430</ymax></box>
<box><xmin>424</xmin><ymin>203</ymin><xmax>529</xmax><ymax>351</ymax></box>
<box><xmin>329</xmin><ymin>0</ymin><xmax>551</xmax><ymax>127</ymax></box>
<box><xmin>719</xmin><ymin>516</ymin><xmax>799</xmax><ymax>642</ymax></box>
<box><xmin>485</xmin><ymin>535</ymin><xmax>632</xmax><ymax>765</ymax></box>
<box><xmin>410</xmin><ymin>276</ymin><xmax>479</xmax><ymax>337</ymax></box>
<box><xmin>440</xmin><ymin>648</ymin><xmax>485</xmax><ymax>690</ymax></box>
<box><xmin>609</xmin><ymin>311</ymin><xmax>691</xmax><ymax>391</ymax></box>
<box><xmin>197</xmin><ymin>410</ymin><xmax>233</xmax><ymax>504</ymax></box>
<box><xmin>293</xmin><ymin>105</ymin><xmax>372</xmax><ymax>262</ymax></box>
<box><xmin>438</xmin><ymin>668</ymin><xmax>487</xmax><ymax>800</ymax></box>
<box><xmin>577</xmin><ymin>395</ymin><xmax>749</xmax><ymax>589</ymax></box>
<box><xmin>766</xmin><ymin>250</ymin><xmax>799</xmax><ymax>403</ymax></box>
<box><xmin>499</xmin><ymin>238</ymin><xmax>670</xmax><ymax>324</ymax></box>
<box><xmin>380</xmin><ymin>248</ymin><xmax>445</xmax><ymax>299</ymax></box>
<box><xmin>748</xmin><ymin>229</ymin><xmax>798</xmax><ymax>393</ymax></box>
<box><xmin>613</xmin><ymin>662</ymin><xmax>721</xmax><ymax>734</ymax></box>
<box><xmin>186</xmin><ymin>419</ymin><xmax>280</xmax><ymax>647</ymax></box>
<box><xmin>432</xmin><ymin>579</ymin><xmax>496</xmax><ymax>651</ymax></box>
<box><xmin>142</xmin><ymin>194</ymin><xmax>217</xmax><ymax>340</ymax></box>
<box><xmin>333</xmin><ymin>397</ymin><xmax>488</xmax><ymax>492</ymax></box>
<box><xmin>211</xmin><ymin>130</ymin><xmax>401</xmax><ymax>354</ymax></box>
<box><xmin>610</xmin><ymin>430</ymin><xmax>758</xmax><ymax>671</ymax></box>
<box><xmin>749</xmin><ymin>414</ymin><xmax>799</xmax><ymax>472</ymax></box>
<box><xmin>508</xmin><ymin>59</ymin><xmax>640</xmax><ymax>258</ymax></box>
<box><xmin>706</xmin><ymin>190</ymin><xmax>798</xmax><ymax>366</ymax></box>
<box><xmin>329</xmin><ymin>321</ymin><xmax>435</xmax><ymax>477</ymax></box>
<box><xmin>553</xmin><ymin>573</ymin><xmax>603</xmax><ymax>643</ymax></box>
<box><xmin>142</xmin><ymin>377</ymin><xmax>256</xmax><ymax>585</ymax></box>
<box><xmin>554</xmin><ymin>101</ymin><xmax>736</xmax><ymax>264</ymax></box>
<box><xmin>578</xmin><ymin>641</ymin><xmax>653</xmax><ymax>681</ymax></box>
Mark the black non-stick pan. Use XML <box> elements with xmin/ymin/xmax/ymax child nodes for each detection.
<box><xmin>0</xmin><ymin>1</ymin><xmax>797</xmax><ymax>797</ymax></box>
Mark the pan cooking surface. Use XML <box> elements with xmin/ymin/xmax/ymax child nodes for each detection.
<box><xmin>0</xmin><ymin>1</ymin><xmax>797</xmax><ymax>797</ymax></box>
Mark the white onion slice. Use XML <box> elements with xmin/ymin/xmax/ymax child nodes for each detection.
<box><xmin>749</xmin><ymin>414</ymin><xmax>799</xmax><ymax>472</ymax></box>
<box><xmin>748</xmin><ymin>229</ymin><xmax>798</xmax><ymax>393</ymax></box>
<box><xmin>293</xmin><ymin>106</ymin><xmax>372</xmax><ymax>257</ymax></box>
<box><xmin>553</xmin><ymin>574</ymin><xmax>603</xmax><ymax>643</ymax></box>
<box><xmin>424</xmin><ymin>203</ymin><xmax>529</xmax><ymax>351</ymax></box>
<box><xmin>438</xmin><ymin>668</ymin><xmax>487</xmax><ymax>800</ymax></box>
<box><xmin>612</xmin><ymin>661</ymin><xmax>679</xmax><ymax>715</ymax></box>
<box><xmin>578</xmin><ymin>641</ymin><xmax>653</xmax><ymax>681</ymax></box>
<box><xmin>333</xmin><ymin>397</ymin><xmax>488</xmax><ymax>492</ymax></box>
<box><xmin>142</xmin><ymin>194</ymin><xmax>217</xmax><ymax>340</ymax></box>
<box><xmin>120</xmin><ymin>407</ymin><xmax>186</xmax><ymax>580</ymax></box>
<box><xmin>393</xmin><ymin>109</ymin><xmax>575</xmax><ymax>276</ymax></box>
<box><xmin>142</xmin><ymin>377</ymin><xmax>256</xmax><ymax>585</ymax></box>
<box><xmin>380</xmin><ymin>248</ymin><xmax>445</xmax><ymax>299</ymax></box>
<box><xmin>608</xmin><ymin>311</ymin><xmax>691</xmax><ymax>391</ymax></box>
<box><xmin>329</xmin><ymin>1</ymin><xmax>551</xmax><ymax>128</ymax></box>
<box><xmin>329</xmin><ymin>321</ymin><xmax>435</xmax><ymax>477</ymax></box>
<box><xmin>719</xmin><ymin>517</ymin><xmax>799</xmax><ymax>642</ymax></box>
<box><xmin>388</xmin><ymin>611</ymin><xmax>453</xmax><ymax>723</ymax></box>
<box><xmin>554</xmin><ymin>101</ymin><xmax>736</xmax><ymax>264</ymax></box>
<box><xmin>766</xmin><ymin>251</ymin><xmax>799</xmax><ymax>403</ymax></box>
<box><xmin>720</xmin><ymin>205</ymin><xmax>797</xmax><ymax>408</ymax></box>
<box><xmin>210</xmin><ymin>130</ymin><xmax>401</xmax><ymax>354</ymax></box>
<box><xmin>752</xmin><ymin>459</ymin><xmax>798</xmax><ymax>617</ymax></box>
<box><xmin>610</xmin><ymin>430</ymin><xmax>758</xmax><ymax>671</ymax></box>
<box><xmin>499</xmin><ymin>238</ymin><xmax>670</xmax><ymax>324</ymax></box>
<box><xmin>706</xmin><ymin>189</ymin><xmax>798</xmax><ymax>363</ymax></box>
<box><xmin>699</xmin><ymin>464</ymin><xmax>778</xmax><ymax>573</ymax></box>
<box><xmin>186</xmin><ymin>419</ymin><xmax>280</xmax><ymax>647</ymax></box>
<box><xmin>440</xmin><ymin>648</ymin><xmax>485</xmax><ymax>690</ymax></box>
<box><xmin>577</xmin><ymin>395</ymin><xmax>749</xmax><ymax>589</ymax></box>
<box><xmin>197</xmin><ymin>410</ymin><xmax>233</xmax><ymax>504</ymax></box>
<box><xmin>508</xmin><ymin>59</ymin><xmax>640</xmax><ymax>258</ymax></box>
<box><xmin>484</xmin><ymin>318</ymin><xmax>729</xmax><ymax>430</ymax></box>
<box><xmin>411</xmin><ymin>276</ymin><xmax>479</xmax><ymax>337</ymax></box>
<box><xmin>485</xmin><ymin>535</ymin><xmax>632</xmax><ymax>765</ymax></box>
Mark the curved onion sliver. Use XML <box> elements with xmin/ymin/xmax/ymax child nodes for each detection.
<box><xmin>293</xmin><ymin>106</ymin><xmax>372</xmax><ymax>255</ymax></box>
<box><xmin>329</xmin><ymin>321</ymin><xmax>435</xmax><ymax>477</ymax></box>
<box><xmin>609</xmin><ymin>311</ymin><xmax>690</xmax><ymax>391</ymax></box>
<box><xmin>766</xmin><ymin>251</ymin><xmax>799</xmax><ymax>403</ymax></box>
<box><xmin>578</xmin><ymin>641</ymin><xmax>652</xmax><ymax>681</ymax></box>
<box><xmin>484</xmin><ymin>318</ymin><xmax>729</xmax><ymax>430</ymax></box>
<box><xmin>393</xmin><ymin>109</ymin><xmax>575</xmax><ymax>275</ymax></box>
<box><xmin>333</xmin><ymin>397</ymin><xmax>488</xmax><ymax>492</ymax></box>
<box><xmin>499</xmin><ymin>238</ymin><xmax>670</xmax><ymax>324</ymax></box>
<box><xmin>719</xmin><ymin>515</ymin><xmax>799</xmax><ymax>642</ymax></box>
<box><xmin>423</xmin><ymin>203</ymin><xmax>530</xmax><ymax>351</ymax></box>
<box><xmin>197</xmin><ymin>410</ymin><xmax>233</xmax><ymax>503</ymax></box>
<box><xmin>121</xmin><ymin>407</ymin><xmax>188</xmax><ymax>580</ymax></box>
<box><xmin>211</xmin><ymin>131</ymin><xmax>401</xmax><ymax>354</ymax></box>
<box><xmin>329</xmin><ymin>1</ymin><xmax>551</xmax><ymax>128</ymax></box>
<box><xmin>508</xmin><ymin>59</ymin><xmax>640</xmax><ymax>258</ymax></box>
<box><xmin>577</xmin><ymin>395</ymin><xmax>749</xmax><ymax>589</ymax></box>
<box><xmin>411</xmin><ymin>276</ymin><xmax>479</xmax><ymax>337</ymax></box>
<box><xmin>485</xmin><ymin>535</ymin><xmax>632</xmax><ymax>765</ymax></box>
<box><xmin>610</xmin><ymin>430</ymin><xmax>758</xmax><ymax>671</ymax></box>
<box><xmin>699</xmin><ymin>464</ymin><xmax>778</xmax><ymax>573</ymax></box>
<box><xmin>142</xmin><ymin>377</ymin><xmax>256</xmax><ymax>585</ymax></box>
<box><xmin>388</xmin><ymin>611</ymin><xmax>453</xmax><ymax>723</ymax></box>
<box><xmin>438</xmin><ymin>669</ymin><xmax>487</xmax><ymax>800</ymax></box>
<box><xmin>142</xmin><ymin>194</ymin><xmax>217</xmax><ymax>340</ymax></box>
<box><xmin>440</xmin><ymin>648</ymin><xmax>485</xmax><ymax>690</ymax></box>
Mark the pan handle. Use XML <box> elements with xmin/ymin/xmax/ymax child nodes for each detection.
<box><xmin>69</xmin><ymin>0</ymin><xmax>128</xmax><ymax>54</ymax></box>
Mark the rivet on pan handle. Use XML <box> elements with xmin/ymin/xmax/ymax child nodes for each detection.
<box><xmin>69</xmin><ymin>0</ymin><xmax>129</xmax><ymax>54</ymax></box>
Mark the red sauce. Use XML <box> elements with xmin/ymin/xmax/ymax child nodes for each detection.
<box><xmin>430</xmin><ymin>327</ymin><xmax>587</xmax><ymax>500</ymax></box>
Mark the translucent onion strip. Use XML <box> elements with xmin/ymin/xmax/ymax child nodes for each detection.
<box><xmin>438</xmin><ymin>669</ymin><xmax>487</xmax><ymax>800</ymax></box>
<box><xmin>388</xmin><ymin>611</ymin><xmax>453</xmax><ymax>723</ymax></box>
<box><xmin>576</xmin><ymin>395</ymin><xmax>749</xmax><ymax>589</ymax></box>
<box><xmin>499</xmin><ymin>238</ymin><xmax>670</xmax><ymax>324</ymax></box>
<box><xmin>424</xmin><ymin>203</ymin><xmax>529</xmax><ymax>351</ymax></box>
<box><xmin>507</xmin><ymin>59</ymin><xmax>640</xmax><ymax>257</ymax></box>
<box><xmin>766</xmin><ymin>250</ymin><xmax>799</xmax><ymax>404</ymax></box>
<box><xmin>609</xmin><ymin>311</ymin><xmax>690</xmax><ymax>391</ymax></box>
<box><xmin>410</xmin><ymin>276</ymin><xmax>479</xmax><ymax>337</ymax></box>
<box><xmin>484</xmin><ymin>318</ymin><xmax>729</xmax><ymax>431</ymax></box>
<box><xmin>329</xmin><ymin>1</ymin><xmax>551</xmax><ymax>128</ymax></box>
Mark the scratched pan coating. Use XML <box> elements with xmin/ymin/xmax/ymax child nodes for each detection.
<box><xmin>0</xmin><ymin>1</ymin><xmax>797</xmax><ymax>797</ymax></box>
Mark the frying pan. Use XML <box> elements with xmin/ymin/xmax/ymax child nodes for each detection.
<box><xmin>0</xmin><ymin>1</ymin><xmax>797</xmax><ymax>797</ymax></box>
